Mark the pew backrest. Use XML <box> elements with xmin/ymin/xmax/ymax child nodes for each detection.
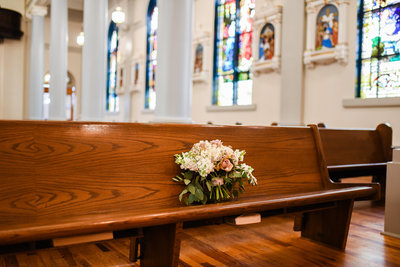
<box><xmin>0</xmin><ymin>121</ymin><xmax>329</xmax><ymax>222</ymax></box>
<box><xmin>318</xmin><ymin>123</ymin><xmax>392</xmax><ymax>166</ymax></box>
<box><xmin>0</xmin><ymin>120</ymin><xmax>378</xmax><ymax>249</ymax></box>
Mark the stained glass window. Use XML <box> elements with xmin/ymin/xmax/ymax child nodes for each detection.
<box><xmin>106</xmin><ymin>21</ymin><xmax>119</xmax><ymax>112</ymax></box>
<box><xmin>213</xmin><ymin>0</ymin><xmax>255</xmax><ymax>106</ymax></box>
<box><xmin>145</xmin><ymin>0</ymin><xmax>158</xmax><ymax>110</ymax></box>
<box><xmin>356</xmin><ymin>0</ymin><xmax>400</xmax><ymax>98</ymax></box>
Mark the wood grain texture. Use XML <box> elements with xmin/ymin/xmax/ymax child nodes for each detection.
<box><xmin>318</xmin><ymin>123</ymin><xmax>392</xmax><ymax>166</ymax></box>
<box><xmin>318</xmin><ymin>123</ymin><xmax>392</xmax><ymax>200</ymax></box>
<box><xmin>141</xmin><ymin>223</ymin><xmax>182</xmax><ymax>267</ymax></box>
<box><xmin>0</xmin><ymin>121</ymin><xmax>377</xmax><ymax>249</ymax></box>
<box><xmin>301</xmin><ymin>199</ymin><xmax>354</xmax><ymax>250</ymax></box>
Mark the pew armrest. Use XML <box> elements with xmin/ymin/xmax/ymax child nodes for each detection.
<box><xmin>328</xmin><ymin>182</ymin><xmax>381</xmax><ymax>201</ymax></box>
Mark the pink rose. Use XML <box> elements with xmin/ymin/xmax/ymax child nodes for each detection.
<box><xmin>212</xmin><ymin>177</ymin><xmax>224</xmax><ymax>186</ymax></box>
<box><xmin>217</xmin><ymin>157</ymin><xmax>233</xmax><ymax>172</ymax></box>
<box><xmin>210</xmin><ymin>139</ymin><xmax>222</xmax><ymax>147</ymax></box>
<box><xmin>200</xmin><ymin>142</ymin><xmax>207</xmax><ymax>150</ymax></box>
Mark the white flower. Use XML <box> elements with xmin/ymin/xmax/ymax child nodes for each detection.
<box><xmin>239</xmin><ymin>163</ymin><xmax>257</xmax><ymax>185</ymax></box>
<box><xmin>175</xmin><ymin>140</ymin><xmax>256</xmax><ymax>183</ymax></box>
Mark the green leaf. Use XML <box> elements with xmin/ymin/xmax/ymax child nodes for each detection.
<box><xmin>188</xmin><ymin>184</ymin><xmax>196</xmax><ymax>195</ymax></box>
<box><xmin>216</xmin><ymin>187</ymin><xmax>220</xmax><ymax>200</ymax></box>
<box><xmin>184</xmin><ymin>172</ymin><xmax>193</xmax><ymax>180</ymax></box>
<box><xmin>218</xmin><ymin>186</ymin><xmax>224</xmax><ymax>199</ymax></box>
<box><xmin>233</xmin><ymin>190</ymin><xmax>239</xmax><ymax>198</ymax></box>
<box><xmin>220</xmin><ymin>186</ymin><xmax>227</xmax><ymax>199</ymax></box>
<box><xmin>184</xmin><ymin>179</ymin><xmax>191</xmax><ymax>185</ymax></box>
<box><xmin>188</xmin><ymin>194</ymin><xmax>196</xmax><ymax>204</ymax></box>
<box><xmin>195</xmin><ymin>182</ymin><xmax>202</xmax><ymax>190</ymax></box>
<box><xmin>231</xmin><ymin>172</ymin><xmax>242</xmax><ymax>178</ymax></box>
<box><xmin>206</xmin><ymin>181</ymin><xmax>212</xmax><ymax>192</ymax></box>
<box><xmin>222</xmin><ymin>187</ymin><xmax>230</xmax><ymax>198</ymax></box>
<box><xmin>195</xmin><ymin>188</ymin><xmax>204</xmax><ymax>200</ymax></box>
<box><xmin>173</xmin><ymin>176</ymin><xmax>183</xmax><ymax>181</ymax></box>
<box><xmin>179</xmin><ymin>189</ymin><xmax>188</xmax><ymax>202</ymax></box>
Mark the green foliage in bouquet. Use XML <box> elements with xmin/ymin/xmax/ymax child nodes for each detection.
<box><xmin>172</xmin><ymin>140</ymin><xmax>257</xmax><ymax>205</ymax></box>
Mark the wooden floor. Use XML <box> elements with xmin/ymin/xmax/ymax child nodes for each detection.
<box><xmin>0</xmin><ymin>200</ymin><xmax>399</xmax><ymax>267</ymax></box>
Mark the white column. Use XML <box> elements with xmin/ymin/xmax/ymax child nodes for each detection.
<box><xmin>384</xmin><ymin>149</ymin><xmax>400</xmax><ymax>238</ymax></box>
<box><xmin>28</xmin><ymin>6</ymin><xmax>47</xmax><ymax>120</ymax></box>
<box><xmin>305</xmin><ymin>7</ymin><xmax>317</xmax><ymax>52</ymax></box>
<box><xmin>273</xmin><ymin>14</ymin><xmax>282</xmax><ymax>59</ymax></box>
<box><xmin>49</xmin><ymin>0</ymin><xmax>68</xmax><ymax>120</ymax></box>
<box><xmin>80</xmin><ymin>0</ymin><xmax>108</xmax><ymax>121</ymax></box>
<box><xmin>154</xmin><ymin>0</ymin><xmax>193</xmax><ymax>123</ymax></box>
<box><xmin>280</xmin><ymin>0</ymin><xmax>305</xmax><ymax>126</ymax></box>
<box><xmin>337</xmin><ymin>0</ymin><xmax>349</xmax><ymax>45</ymax></box>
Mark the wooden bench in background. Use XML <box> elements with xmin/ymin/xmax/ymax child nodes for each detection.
<box><xmin>0</xmin><ymin>121</ymin><xmax>379</xmax><ymax>266</ymax></box>
<box><xmin>318</xmin><ymin>123</ymin><xmax>392</xmax><ymax>200</ymax></box>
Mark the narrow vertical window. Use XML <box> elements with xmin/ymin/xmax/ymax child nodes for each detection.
<box><xmin>213</xmin><ymin>0</ymin><xmax>255</xmax><ymax>106</ymax></box>
<box><xmin>145</xmin><ymin>0</ymin><xmax>158</xmax><ymax>110</ymax></box>
<box><xmin>106</xmin><ymin>21</ymin><xmax>119</xmax><ymax>112</ymax></box>
<box><xmin>356</xmin><ymin>0</ymin><xmax>400</xmax><ymax>98</ymax></box>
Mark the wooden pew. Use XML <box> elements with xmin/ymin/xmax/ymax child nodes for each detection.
<box><xmin>317</xmin><ymin>123</ymin><xmax>392</xmax><ymax>199</ymax></box>
<box><xmin>0</xmin><ymin>121</ymin><xmax>379</xmax><ymax>266</ymax></box>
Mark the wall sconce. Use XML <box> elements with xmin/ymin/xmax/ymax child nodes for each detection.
<box><xmin>112</xmin><ymin>7</ymin><xmax>125</xmax><ymax>24</ymax></box>
<box><xmin>76</xmin><ymin>31</ymin><xmax>84</xmax><ymax>46</ymax></box>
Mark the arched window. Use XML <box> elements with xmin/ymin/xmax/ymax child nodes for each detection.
<box><xmin>356</xmin><ymin>0</ymin><xmax>400</xmax><ymax>98</ymax></box>
<box><xmin>106</xmin><ymin>21</ymin><xmax>119</xmax><ymax>112</ymax></box>
<box><xmin>145</xmin><ymin>0</ymin><xmax>158</xmax><ymax>110</ymax></box>
<box><xmin>213</xmin><ymin>0</ymin><xmax>255</xmax><ymax>106</ymax></box>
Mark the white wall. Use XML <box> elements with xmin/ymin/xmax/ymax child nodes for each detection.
<box><xmin>102</xmin><ymin>0</ymin><xmax>400</xmax><ymax>145</ymax></box>
<box><xmin>126</xmin><ymin>0</ymin><xmax>282</xmax><ymax>125</ymax></box>
<box><xmin>0</xmin><ymin>0</ymin><xmax>26</xmax><ymax>119</ymax></box>
<box><xmin>0</xmin><ymin>0</ymin><xmax>24</xmax><ymax>13</ymax></box>
<box><xmin>303</xmin><ymin>0</ymin><xmax>400</xmax><ymax>145</ymax></box>
<box><xmin>1</xmin><ymin>0</ymin><xmax>399</xmax><ymax>145</ymax></box>
<box><xmin>190</xmin><ymin>0</ymin><xmax>281</xmax><ymax>126</ymax></box>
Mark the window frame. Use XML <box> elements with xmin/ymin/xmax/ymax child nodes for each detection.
<box><xmin>145</xmin><ymin>0</ymin><xmax>157</xmax><ymax>110</ymax></box>
<box><xmin>106</xmin><ymin>21</ymin><xmax>119</xmax><ymax>112</ymax></box>
<box><xmin>355</xmin><ymin>0</ymin><xmax>400</xmax><ymax>98</ymax></box>
<box><xmin>212</xmin><ymin>0</ymin><xmax>254</xmax><ymax>106</ymax></box>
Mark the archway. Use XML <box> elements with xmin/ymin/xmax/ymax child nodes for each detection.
<box><xmin>43</xmin><ymin>71</ymin><xmax>76</xmax><ymax>120</ymax></box>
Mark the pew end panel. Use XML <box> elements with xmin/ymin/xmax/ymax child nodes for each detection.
<box><xmin>318</xmin><ymin>123</ymin><xmax>392</xmax><ymax>200</ymax></box>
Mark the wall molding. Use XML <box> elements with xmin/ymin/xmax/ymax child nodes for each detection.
<box><xmin>206</xmin><ymin>104</ymin><xmax>257</xmax><ymax>112</ymax></box>
<box><xmin>343</xmin><ymin>97</ymin><xmax>400</xmax><ymax>108</ymax></box>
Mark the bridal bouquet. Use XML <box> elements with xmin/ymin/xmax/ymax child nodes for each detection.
<box><xmin>172</xmin><ymin>140</ymin><xmax>257</xmax><ymax>205</ymax></box>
